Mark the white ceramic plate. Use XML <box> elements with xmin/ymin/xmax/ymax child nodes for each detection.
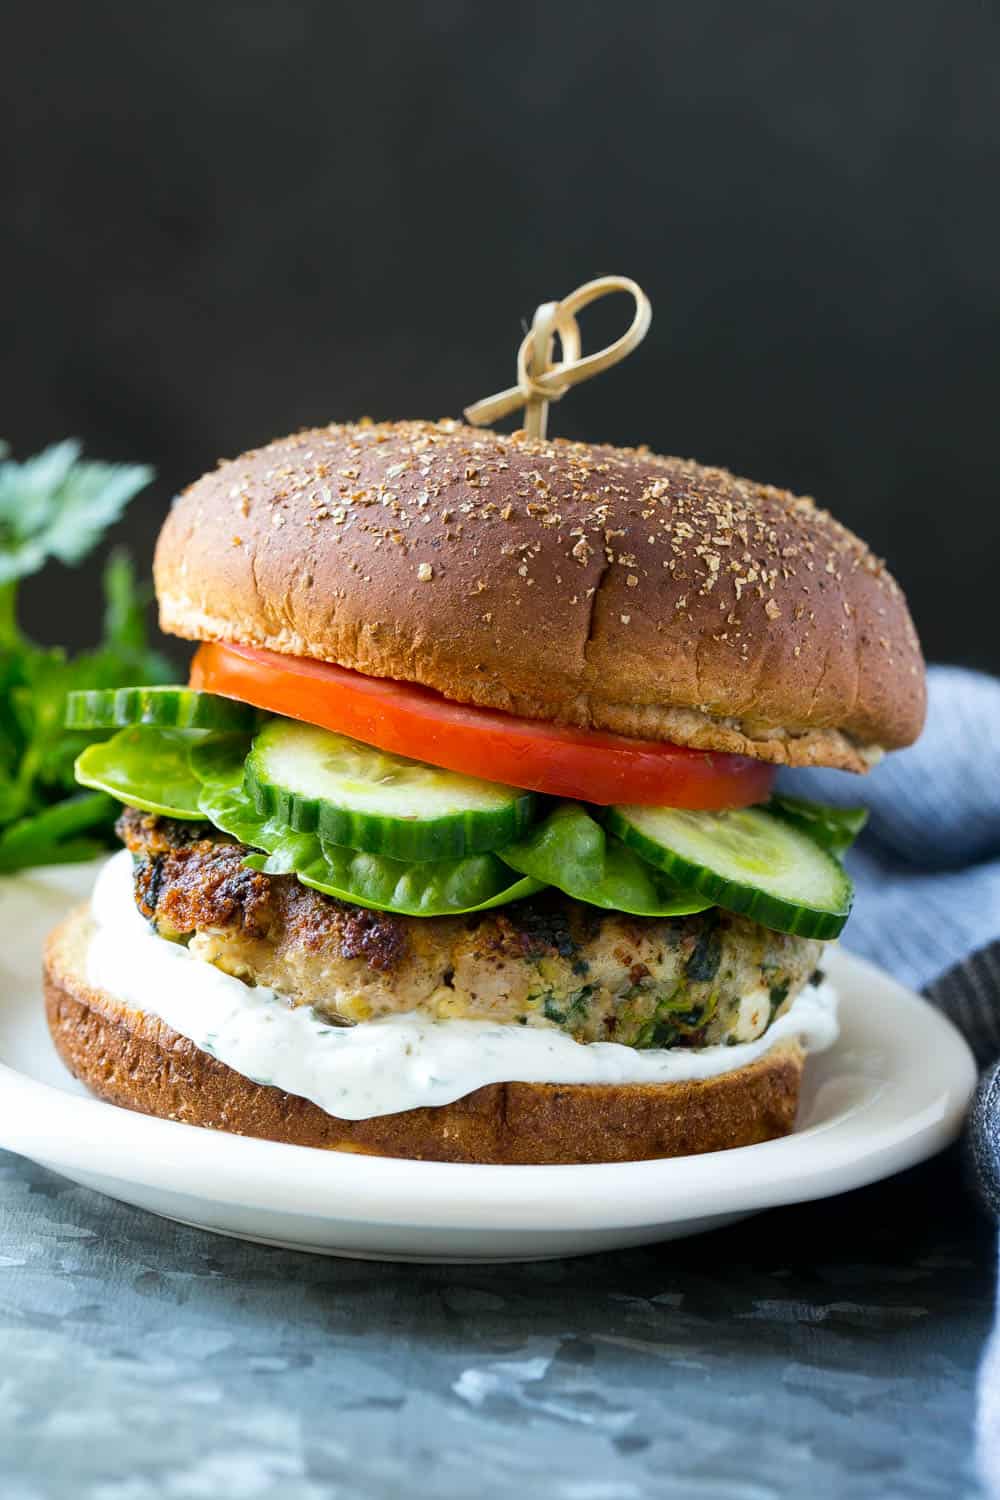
<box><xmin>0</xmin><ymin>861</ymin><xmax>978</xmax><ymax>1262</ymax></box>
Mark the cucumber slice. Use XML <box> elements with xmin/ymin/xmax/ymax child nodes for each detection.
<box><xmin>66</xmin><ymin>685</ymin><xmax>256</xmax><ymax>732</ymax></box>
<box><xmin>193</xmin><ymin>740</ymin><xmax>545</xmax><ymax>916</ymax></box>
<box><xmin>606</xmin><ymin>804</ymin><xmax>852</xmax><ymax>939</ymax></box>
<box><xmin>244</xmin><ymin>720</ymin><xmax>537</xmax><ymax>861</ymax></box>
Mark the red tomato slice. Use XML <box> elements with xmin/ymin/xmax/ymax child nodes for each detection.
<box><xmin>190</xmin><ymin>641</ymin><xmax>775</xmax><ymax>809</ymax></box>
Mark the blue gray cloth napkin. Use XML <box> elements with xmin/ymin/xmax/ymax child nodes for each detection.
<box><xmin>782</xmin><ymin>664</ymin><xmax>1000</xmax><ymax>1208</ymax></box>
<box><xmin>782</xmin><ymin>664</ymin><xmax>1000</xmax><ymax>1497</ymax></box>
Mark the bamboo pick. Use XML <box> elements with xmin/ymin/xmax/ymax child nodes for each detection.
<box><xmin>464</xmin><ymin>275</ymin><xmax>652</xmax><ymax>438</ymax></box>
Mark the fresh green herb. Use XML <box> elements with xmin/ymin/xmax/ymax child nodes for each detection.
<box><xmin>0</xmin><ymin>440</ymin><xmax>170</xmax><ymax>872</ymax></box>
<box><xmin>0</xmin><ymin>440</ymin><xmax>152</xmax><ymax>604</ymax></box>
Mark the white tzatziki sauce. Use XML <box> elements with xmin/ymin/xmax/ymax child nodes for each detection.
<box><xmin>88</xmin><ymin>849</ymin><xmax>840</xmax><ymax>1121</ymax></box>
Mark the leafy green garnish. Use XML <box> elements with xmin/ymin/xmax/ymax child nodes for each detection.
<box><xmin>0</xmin><ymin>439</ymin><xmax>168</xmax><ymax>872</ymax></box>
<box><xmin>499</xmin><ymin>802</ymin><xmax>710</xmax><ymax>916</ymax></box>
<box><xmin>769</xmin><ymin>794</ymin><xmax>868</xmax><ymax>857</ymax></box>
<box><xmin>0</xmin><ymin>792</ymin><xmax>121</xmax><ymax>873</ymax></box>
<box><xmin>0</xmin><ymin>440</ymin><xmax>152</xmax><ymax>594</ymax></box>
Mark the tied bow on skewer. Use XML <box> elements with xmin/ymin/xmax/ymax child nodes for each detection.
<box><xmin>464</xmin><ymin>275</ymin><xmax>652</xmax><ymax>440</ymax></box>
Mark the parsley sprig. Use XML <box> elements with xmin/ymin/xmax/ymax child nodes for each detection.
<box><xmin>0</xmin><ymin>440</ymin><xmax>172</xmax><ymax>871</ymax></box>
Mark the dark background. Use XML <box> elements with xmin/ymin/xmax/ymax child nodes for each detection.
<box><xmin>4</xmin><ymin>0</ymin><xmax>997</xmax><ymax>669</ymax></box>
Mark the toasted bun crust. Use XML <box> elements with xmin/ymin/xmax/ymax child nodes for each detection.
<box><xmin>45</xmin><ymin>907</ymin><xmax>803</xmax><ymax>1165</ymax></box>
<box><xmin>155</xmin><ymin>420</ymin><xmax>924</xmax><ymax>770</ymax></box>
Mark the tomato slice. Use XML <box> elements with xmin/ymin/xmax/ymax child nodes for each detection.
<box><xmin>190</xmin><ymin>641</ymin><xmax>775</xmax><ymax>809</ymax></box>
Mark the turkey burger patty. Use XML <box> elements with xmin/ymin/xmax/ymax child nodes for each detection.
<box><xmin>118</xmin><ymin>808</ymin><xmax>822</xmax><ymax>1050</ymax></box>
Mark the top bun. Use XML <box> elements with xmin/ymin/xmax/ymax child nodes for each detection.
<box><xmin>155</xmin><ymin>419</ymin><xmax>925</xmax><ymax>771</ymax></box>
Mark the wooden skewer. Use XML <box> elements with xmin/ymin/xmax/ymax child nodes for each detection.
<box><xmin>464</xmin><ymin>275</ymin><xmax>652</xmax><ymax>438</ymax></box>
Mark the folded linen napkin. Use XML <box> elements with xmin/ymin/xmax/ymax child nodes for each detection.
<box><xmin>781</xmin><ymin>664</ymin><xmax>1000</xmax><ymax>1497</ymax></box>
<box><xmin>782</xmin><ymin>665</ymin><xmax>1000</xmax><ymax>1201</ymax></box>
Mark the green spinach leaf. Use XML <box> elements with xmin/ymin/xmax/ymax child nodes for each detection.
<box><xmin>499</xmin><ymin>802</ymin><xmax>710</xmax><ymax>916</ymax></box>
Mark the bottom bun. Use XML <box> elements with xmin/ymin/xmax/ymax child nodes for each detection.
<box><xmin>44</xmin><ymin>907</ymin><xmax>804</xmax><ymax>1165</ymax></box>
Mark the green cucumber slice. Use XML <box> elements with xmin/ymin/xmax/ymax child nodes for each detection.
<box><xmin>244</xmin><ymin>720</ymin><xmax>537</xmax><ymax>861</ymax></box>
<box><xmin>75</xmin><ymin>727</ymin><xmax>208</xmax><ymax>819</ymax></box>
<box><xmin>65</xmin><ymin>685</ymin><xmax>256</xmax><ymax>732</ymax></box>
<box><xmin>192</xmin><ymin>739</ymin><xmax>544</xmax><ymax>916</ymax></box>
<box><xmin>606</xmin><ymin>804</ymin><xmax>852</xmax><ymax>939</ymax></box>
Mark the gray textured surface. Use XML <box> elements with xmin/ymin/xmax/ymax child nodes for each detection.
<box><xmin>0</xmin><ymin>1147</ymin><xmax>992</xmax><ymax>1500</ymax></box>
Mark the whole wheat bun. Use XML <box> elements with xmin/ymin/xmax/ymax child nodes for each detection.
<box><xmin>45</xmin><ymin>907</ymin><xmax>803</xmax><ymax>1165</ymax></box>
<box><xmin>156</xmin><ymin>419</ymin><xmax>924</xmax><ymax>771</ymax></box>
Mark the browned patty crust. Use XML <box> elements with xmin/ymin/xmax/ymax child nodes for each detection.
<box><xmin>120</xmin><ymin>808</ymin><xmax>409</xmax><ymax>973</ymax></box>
<box><xmin>117</xmin><ymin>809</ymin><xmax>822</xmax><ymax>1049</ymax></box>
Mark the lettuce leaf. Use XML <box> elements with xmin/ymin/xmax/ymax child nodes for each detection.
<box><xmin>499</xmin><ymin>802</ymin><xmax>710</xmax><ymax>916</ymax></box>
<box><xmin>75</xmin><ymin>726</ymin><xmax>211</xmax><ymax>819</ymax></box>
<box><xmin>769</xmin><ymin>794</ymin><xmax>868</xmax><ymax>856</ymax></box>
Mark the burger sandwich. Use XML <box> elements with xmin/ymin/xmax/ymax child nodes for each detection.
<box><xmin>44</xmin><ymin>418</ymin><xmax>925</xmax><ymax>1163</ymax></box>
